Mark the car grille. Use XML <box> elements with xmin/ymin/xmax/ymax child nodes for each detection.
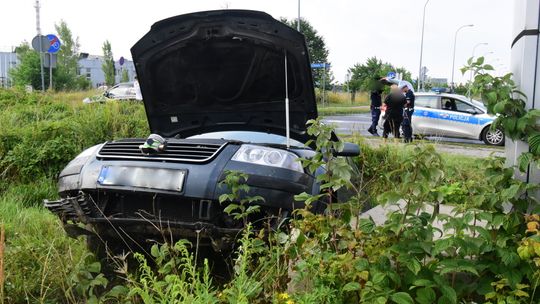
<box><xmin>97</xmin><ymin>140</ymin><xmax>226</xmax><ymax>163</ymax></box>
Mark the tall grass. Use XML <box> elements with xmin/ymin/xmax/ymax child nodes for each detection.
<box><xmin>0</xmin><ymin>180</ymin><xmax>88</xmax><ymax>303</ymax></box>
<box><xmin>315</xmin><ymin>90</ymin><xmax>369</xmax><ymax>106</ymax></box>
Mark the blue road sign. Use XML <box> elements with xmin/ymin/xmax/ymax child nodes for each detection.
<box><xmin>311</xmin><ymin>63</ymin><xmax>330</xmax><ymax>69</ymax></box>
<box><xmin>46</xmin><ymin>34</ymin><xmax>61</xmax><ymax>53</ymax></box>
<box><xmin>387</xmin><ymin>71</ymin><xmax>397</xmax><ymax>79</ymax></box>
<box><xmin>119</xmin><ymin>56</ymin><xmax>125</xmax><ymax>66</ymax></box>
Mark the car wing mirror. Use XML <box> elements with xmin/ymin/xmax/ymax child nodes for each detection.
<box><xmin>334</xmin><ymin>142</ymin><xmax>360</xmax><ymax>157</ymax></box>
<box><xmin>466</xmin><ymin>109</ymin><xmax>479</xmax><ymax>115</ymax></box>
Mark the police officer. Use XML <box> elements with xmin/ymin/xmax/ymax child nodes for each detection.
<box><xmin>367</xmin><ymin>87</ymin><xmax>383</xmax><ymax>136</ymax></box>
<box><xmin>399</xmin><ymin>82</ymin><xmax>415</xmax><ymax>143</ymax></box>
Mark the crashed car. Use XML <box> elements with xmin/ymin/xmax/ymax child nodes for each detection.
<box><xmin>44</xmin><ymin>10</ymin><xmax>360</xmax><ymax>255</ymax></box>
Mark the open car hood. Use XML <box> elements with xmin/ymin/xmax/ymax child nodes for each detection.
<box><xmin>131</xmin><ymin>10</ymin><xmax>317</xmax><ymax>142</ymax></box>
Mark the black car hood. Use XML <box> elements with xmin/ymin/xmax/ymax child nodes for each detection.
<box><xmin>131</xmin><ymin>10</ymin><xmax>318</xmax><ymax>142</ymax></box>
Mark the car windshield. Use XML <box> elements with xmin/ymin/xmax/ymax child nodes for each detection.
<box><xmin>187</xmin><ymin>131</ymin><xmax>305</xmax><ymax>147</ymax></box>
<box><xmin>470</xmin><ymin>99</ymin><xmax>487</xmax><ymax>110</ymax></box>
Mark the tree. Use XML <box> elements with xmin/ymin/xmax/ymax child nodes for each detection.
<box><xmin>10</xmin><ymin>21</ymin><xmax>89</xmax><ymax>91</ymax></box>
<box><xmin>54</xmin><ymin>20</ymin><xmax>86</xmax><ymax>90</ymax></box>
<box><xmin>280</xmin><ymin>17</ymin><xmax>331</xmax><ymax>89</ymax></box>
<box><xmin>102</xmin><ymin>40</ymin><xmax>115</xmax><ymax>86</ymax></box>
<box><xmin>347</xmin><ymin>57</ymin><xmax>413</xmax><ymax>99</ymax></box>
<box><xmin>121</xmin><ymin>69</ymin><xmax>129</xmax><ymax>83</ymax></box>
<box><xmin>10</xmin><ymin>43</ymin><xmax>49</xmax><ymax>90</ymax></box>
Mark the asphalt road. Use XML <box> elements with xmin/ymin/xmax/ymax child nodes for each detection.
<box><xmin>322</xmin><ymin>114</ymin><xmax>505</xmax><ymax>158</ymax></box>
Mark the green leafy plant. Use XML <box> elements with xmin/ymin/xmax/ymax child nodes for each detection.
<box><xmin>219</xmin><ymin>170</ymin><xmax>264</xmax><ymax>225</ymax></box>
<box><xmin>462</xmin><ymin>57</ymin><xmax>540</xmax><ymax>169</ymax></box>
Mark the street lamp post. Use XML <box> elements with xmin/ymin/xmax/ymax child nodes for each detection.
<box><xmin>472</xmin><ymin>42</ymin><xmax>488</xmax><ymax>59</ymax></box>
<box><xmin>417</xmin><ymin>0</ymin><xmax>430</xmax><ymax>92</ymax></box>
<box><xmin>451</xmin><ymin>24</ymin><xmax>474</xmax><ymax>90</ymax></box>
<box><xmin>468</xmin><ymin>42</ymin><xmax>488</xmax><ymax>97</ymax></box>
<box><xmin>482</xmin><ymin>51</ymin><xmax>494</xmax><ymax>58</ymax></box>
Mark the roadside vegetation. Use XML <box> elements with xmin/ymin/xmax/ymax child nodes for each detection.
<box><xmin>0</xmin><ymin>79</ymin><xmax>539</xmax><ymax>303</ymax></box>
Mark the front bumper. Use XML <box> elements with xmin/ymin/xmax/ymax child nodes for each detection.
<box><xmin>44</xmin><ymin>193</ymin><xmax>244</xmax><ymax>250</ymax></box>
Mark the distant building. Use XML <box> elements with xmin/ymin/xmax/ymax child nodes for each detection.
<box><xmin>0</xmin><ymin>50</ymin><xmax>136</xmax><ymax>88</ymax></box>
<box><xmin>0</xmin><ymin>51</ymin><xmax>19</xmax><ymax>88</ymax></box>
<box><xmin>78</xmin><ymin>53</ymin><xmax>136</xmax><ymax>87</ymax></box>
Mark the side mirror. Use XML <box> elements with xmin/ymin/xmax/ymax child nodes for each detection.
<box><xmin>466</xmin><ymin>108</ymin><xmax>479</xmax><ymax>115</ymax></box>
<box><xmin>334</xmin><ymin>142</ymin><xmax>360</xmax><ymax>157</ymax></box>
<box><xmin>104</xmin><ymin>91</ymin><xmax>110</xmax><ymax>98</ymax></box>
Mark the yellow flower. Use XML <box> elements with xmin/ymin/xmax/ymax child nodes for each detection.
<box><xmin>278</xmin><ymin>293</ymin><xmax>290</xmax><ymax>300</ymax></box>
<box><xmin>286</xmin><ymin>300</ymin><xmax>295</xmax><ymax>304</ymax></box>
<box><xmin>526</xmin><ymin>221</ymin><xmax>539</xmax><ymax>233</ymax></box>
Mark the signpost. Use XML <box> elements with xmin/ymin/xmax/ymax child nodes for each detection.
<box><xmin>46</xmin><ymin>34</ymin><xmax>61</xmax><ymax>53</ymax></box>
<box><xmin>31</xmin><ymin>35</ymin><xmax>48</xmax><ymax>91</ymax></box>
<box><xmin>31</xmin><ymin>34</ymin><xmax>61</xmax><ymax>90</ymax></box>
<box><xmin>119</xmin><ymin>56</ymin><xmax>125</xmax><ymax>82</ymax></box>
<box><xmin>45</xmin><ymin>34</ymin><xmax>60</xmax><ymax>90</ymax></box>
<box><xmin>311</xmin><ymin>63</ymin><xmax>330</xmax><ymax>105</ymax></box>
<box><xmin>387</xmin><ymin>71</ymin><xmax>397</xmax><ymax>79</ymax></box>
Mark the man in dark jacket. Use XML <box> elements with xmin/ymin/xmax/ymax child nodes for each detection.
<box><xmin>367</xmin><ymin>89</ymin><xmax>383</xmax><ymax>136</ymax></box>
<box><xmin>383</xmin><ymin>85</ymin><xmax>406</xmax><ymax>139</ymax></box>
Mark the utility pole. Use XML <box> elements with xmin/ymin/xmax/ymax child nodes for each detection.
<box><xmin>297</xmin><ymin>0</ymin><xmax>301</xmax><ymax>32</ymax></box>
<box><xmin>35</xmin><ymin>0</ymin><xmax>45</xmax><ymax>91</ymax></box>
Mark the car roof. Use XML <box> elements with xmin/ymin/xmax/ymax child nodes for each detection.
<box><xmin>416</xmin><ymin>92</ymin><xmax>487</xmax><ymax>109</ymax></box>
<box><xmin>416</xmin><ymin>92</ymin><xmax>464</xmax><ymax>99</ymax></box>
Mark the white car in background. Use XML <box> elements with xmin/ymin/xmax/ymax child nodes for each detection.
<box><xmin>379</xmin><ymin>92</ymin><xmax>504</xmax><ymax>146</ymax></box>
<box><xmin>104</xmin><ymin>82</ymin><xmax>137</xmax><ymax>100</ymax></box>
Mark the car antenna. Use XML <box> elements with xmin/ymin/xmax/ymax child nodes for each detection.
<box><xmin>284</xmin><ymin>50</ymin><xmax>290</xmax><ymax>149</ymax></box>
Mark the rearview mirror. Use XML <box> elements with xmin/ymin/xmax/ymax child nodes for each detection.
<box><xmin>334</xmin><ymin>142</ymin><xmax>360</xmax><ymax>157</ymax></box>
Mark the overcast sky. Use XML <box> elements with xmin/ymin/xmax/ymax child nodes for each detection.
<box><xmin>2</xmin><ymin>0</ymin><xmax>513</xmax><ymax>84</ymax></box>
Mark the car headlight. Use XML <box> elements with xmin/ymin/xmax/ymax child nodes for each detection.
<box><xmin>231</xmin><ymin>144</ymin><xmax>304</xmax><ymax>173</ymax></box>
<box><xmin>75</xmin><ymin>144</ymin><xmax>103</xmax><ymax>160</ymax></box>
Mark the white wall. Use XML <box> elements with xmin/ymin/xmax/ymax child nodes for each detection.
<box><xmin>508</xmin><ymin>0</ymin><xmax>540</xmax><ymax>196</ymax></box>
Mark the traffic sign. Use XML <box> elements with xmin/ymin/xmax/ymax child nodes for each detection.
<box><xmin>311</xmin><ymin>63</ymin><xmax>330</xmax><ymax>69</ymax></box>
<box><xmin>387</xmin><ymin>71</ymin><xmax>397</xmax><ymax>79</ymax></box>
<box><xmin>46</xmin><ymin>34</ymin><xmax>61</xmax><ymax>53</ymax></box>
<box><xmin>31</xmin><ymin>35</ymin><xmax>49</xmax><ymax>52</ymax></box>
<box><xmin>43</xmin><ymin>54</ymin><xmax>57</xmax><ymax>68</ymax></box>
<box><xmin>119</xmin><ymin>56</ymin><xmax>125</xmax><ymax>66</ymax></box>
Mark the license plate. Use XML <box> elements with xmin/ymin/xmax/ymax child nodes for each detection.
<box><xmin>97</xmin><ymin>166</ymin><xmax>186</xmax><ymax>192</ymax></box>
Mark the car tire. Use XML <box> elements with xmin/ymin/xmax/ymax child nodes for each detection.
<box><xmin>482</xmin><ymin>126</ymin><xmax>505</xmax><ymax>146</ymax></box>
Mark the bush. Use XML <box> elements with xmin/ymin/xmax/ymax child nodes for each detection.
<box><xmin>0</xmin><ymin>88</ymin><xmax>148</xmax><ymax>185</ymax></box>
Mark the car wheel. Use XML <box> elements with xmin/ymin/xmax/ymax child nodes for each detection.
<box><xmin>482</xmin><ymin>127</ymin><xmax>505</xmax><ymax>146</ymax></box>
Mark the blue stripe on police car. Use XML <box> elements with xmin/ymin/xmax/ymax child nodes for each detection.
<box><xmin>414</xmin><ymin>109</ymin><xmax>494</xmax><ymax>125</ymax></box>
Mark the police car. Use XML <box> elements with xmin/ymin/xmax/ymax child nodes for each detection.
<box><xmin>379</xmin><ymin>92</ymin><xmax>504</xmax><ymax>146</ymax></box>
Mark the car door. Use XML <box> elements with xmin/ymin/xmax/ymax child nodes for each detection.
<box><xmin>108</xmin><ymin>84</ymin><xmax>130</xmax><ymax>99</ymax></box>
<box><xmin>411</xmin><ymin>95</ymin><xmax>441</xmax><ymax>135</ymax></box>
<box><xmin>435</xmin><ymin>97</ymin><xmax>481</xmax><ymax>139</ymax></box>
